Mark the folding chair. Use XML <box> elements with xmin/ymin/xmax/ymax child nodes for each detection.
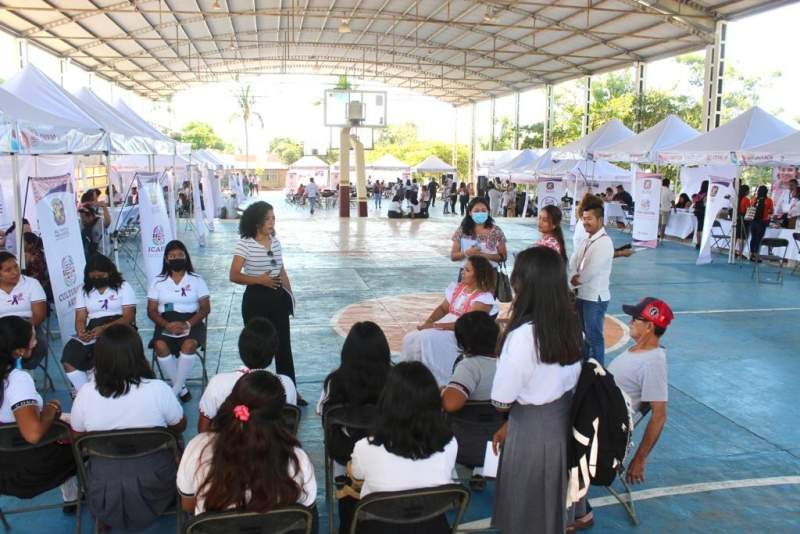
<box><xmin>445</xmin><ymin>401</ymin><xmax>505</xmax><ymax>486</ymax></box>
<box><xmin>183</xmin><ymin>505</ymin><xmax>316</xmax><ymax>534</ymax></box>
<box><xmin>348</xmin><ymin>484</ymin><xmax>470</xmax><ymax>534</ymax></box>
<box><xmin>710</xmin><ymin>220</ymin><xmax>731</xmax><ymax>251</ymax></box>
<box><xmin>792</xmin><ymin>233</ymin><xmax>800</xmax><ymax>275</ymax></box>
<box><xmin>605</xmin><ymin>406</ymin><xmax>652</xmax><ymax>525</ymax></box>
<box><xmin>321</xmin><ymin>404</ymin><xmax>377</xmax><ymax>534</ymax></box>
<box><xmin>150</xmin><ymin>317</ymin><xmax>210</xmax><ymax>390</ymax></box>
<box><xmin>71</xmin><ymin>427</ymin><xmax>182</xmax><ymax>534</ymax></box>
<box><xmin>281</xmin><ymin>404</ymin><xmax>302</xmax><ymax>436</ymax></box>
<box><xmin>0</xmin><ymin>421</ymin><xmax>75</xmax><ymax>532</ymax></box>
<box><xmin>751</xmin><ymin>237</ymin><xmax>789</xmax><ymax>284</ymax></box>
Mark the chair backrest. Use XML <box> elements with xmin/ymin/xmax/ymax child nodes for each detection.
<box><xmin>322</xmin><ymin>404</ymin><xmax>377</xmax><ymax>435</ymax></box>
<box><xmin>446</xmin><ymin>400</ymin><xmax>505</xmax><ymax>426</ymax></box>
<box><xmin>281</xmin><ymin>405</ymin><xmax>301</xmax><ymax>435</ymax></box>
<box><xmin>762</xmin><ymin>237</ymin><xmax>789</xmax><ymax>251</ymax></box>
<box><xmin>0</xmin><ymin>420</ymin><xmax>70</xmax><ymax>453</ymax></box>
<box><xmin>184</xmin><ymin>505</ymin><xmax>315</xmax><ymax>534</ymax></box>
<box><xmin>349</xmin><ymin>484</ymin><xmax>470</xmax><ymax>534</ymax></box>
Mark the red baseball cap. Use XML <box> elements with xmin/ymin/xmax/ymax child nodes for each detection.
<box><xmin>622</xmin><ymin>297</ymin><xmax>674</xmax><ymax>330</ymax></box>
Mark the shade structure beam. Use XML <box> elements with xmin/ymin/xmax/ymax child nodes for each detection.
<box><xmin>701</xmin><ymin>20</ymin><xmax>727</xmax><ymax>132</ymax></box>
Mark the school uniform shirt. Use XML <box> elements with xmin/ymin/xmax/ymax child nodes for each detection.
<box><xmin>491</xmin><ymin>322</ymin><xmax>581</xmax><ymax>408</ymax></box>
<box><xmin>233</xmin><ymin>237</ymin><xmax>284</xmax><ymax>278</ymax></box>
<box><xmin>350</xmin><ymin>437</ymin><xmax>458</xmax><ymax>497</ymax></box>
<box><xmin>0</xmin><ymin>275</ymin><xmax>46</xmax><ymax>319</ymax></box>
<box><xmin>388</xmin><ymin>200</ymin><xmax>402</xmax><ymax>213</ymax></box>
<box><xmin>567</xmin><ymin>227</ymin><xmax>614</xmax><ymax>302</ymax></box>
<box><xmin>75</xmin><ymin>282</ymin><xmax>137</xmax><ymax>320</ymax></box>
<box><xmin>199</xmin><ymin>368</ymin><xmax>297</xmax><ymax>420</ymax></box>
<box><xmin>446</xmin><ymin>356</ymin><xmax>497</xmax><ymax>401</ymax></box>
<box><xmin>147</xmin><ymin>273</ymin><xmax>210</xmax><ymax>314</ymax></box>
<box><xmin>0</xmin><ymin>369</ymin><xmax>42</xmax><ymax>423</ymax></box>
<box><xmin>607</xmin><ymin>347</ymin><xmax>668</xmax><ymax>415</ymax></box>
<box><xmin>70</xmin><ymin>379</ymin><xmax>184</xmax><ymax>432</ymax></box>
<box><xmin>176</xmin><ymin>432</ymin><xmax>317</xmax><ymax>515</ymax></box>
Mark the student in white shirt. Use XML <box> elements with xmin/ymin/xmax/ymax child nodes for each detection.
<box><xmin>568</xmin><ymin>194</ymin><xmax>614</xmax><ymax>366</ymax></box>
<box><xmin>490</xmin><ymin>246</ymin><xmax>583</xmax><ymax>534</ymax></box>
<box><xmin>304</xmin><ymin>177</ymin><xmax>319</xmax><ymax>214</ymax></box>
<box><xmin>198</xmin><ymin>317</ymin><xmax>297</xmax><ymax>432</ymax></box>
<box><xmin>147</xmin><ymin>240</ymin><xmax>211</xmax><ymax>403</ymax></box>
<box><xmin>70</xmin><ymin>324</ymin><xmax>186</xmax><ymax>530</ymax></box>
<box><xmin>387</xmin><ymin>194</ymin><xmax>404</xmax><ymax>218</ymax></box>
<box><xmin>61</xmin><ymin>254</ymin><xmax>137</xmax><ymax>394</ymax></box>
<box><xmin>178</xmin><ymin>371</ymin><xmax>316</xmax><ymax>516</ymax></box>
<box><xmin>0</xmin><ymin>251</ymin><xmax>48</xmax><ymax>370</ymax></box>
<box><xmin>659</xmin><ymin>178</ymin><xmax>675</xmax><ymax>240</ymax></box>
<box><xmin>345</xmin><ymin>362</ymin><xmax>457</xmax><ymax>533</ymax></box>
<box><xmin>0</xmin><ymin>316</ymin><xmax>76</xmax><ymax>507</ymax></box>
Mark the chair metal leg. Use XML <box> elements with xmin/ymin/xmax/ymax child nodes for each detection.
<box><xmin>0</xmin><ymin>505</ymin><xmax>11</xmax><ymax>532</ymax></box>
<box><xmin>324</xmin><ymin>450</ymin><xmax>335</xmax><ymax>534</ymax></box>
<box><xmin>607</xmin><ymin>478</ymin><xmax>640</xmax><ymax>526</ymax></box>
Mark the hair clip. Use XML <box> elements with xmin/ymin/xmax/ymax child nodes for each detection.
<box><xmin>233</xmin><ymin>404</ymin><xmax>250</xmax><ymax>423</ymax></box>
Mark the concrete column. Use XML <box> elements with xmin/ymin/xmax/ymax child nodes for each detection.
<box><xmin>543</xmin><ymin>84</ymin><xmax>554</xmax><ymax>149</ymax></box>
<box><xmin>513</xmin><ymin>91</ymin><xmax>521</xmax><ymax>149</ymax></box>
<box><xmin>701</xmin><ymin>21</ymin><xmax>727</xmax><ymax>132</ymax></box>
<box><xmin>581</xmin><ymin>76</ymin><xmax>592</xmax><ymax>136</ymax></box>
<box><xmin>634</xmin><ymin>62</ymin><xmax>647</xmax><ymax>133</ymax></box>
<box><xmin>489</xmin><ymin>97</ymin><xmax>497</xmax><ymax>151</ymax></box>
<box><xmin>339</xmin><ymin>128</ymin><xmax>351</xmax><ymax>218</ymax></box>
<box><xmin>469</xmin><ymin>103</ymin><xmax>477</xmax><ymax>183</ymax></box>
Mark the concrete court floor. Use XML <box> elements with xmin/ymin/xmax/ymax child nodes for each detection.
<box><xmin>3</xmin><ymin>191</ymin><xmax>799</xmax><ymax>533</ymax></box>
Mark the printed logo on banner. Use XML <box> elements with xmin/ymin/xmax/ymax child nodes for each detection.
<box><xmin>152</xmin><ymin>225</ymin><xmax>166</xmax><ymax>247</ymax></box>
<box><xmin>51</xmin><ymin>198</ymin><xmax>67</xmax><ymax>226</ymax></box>
<box><xmin>61</xmin><ymin>255</ymin><xmax>77</xmax><ymax>287</ymax></box>
<box><xmin>710</xmin><ymin>185</ymin><xmax>719</xmax><ymax>197</ymax></box>
<box><xmin>640</xmin><ymin>199</ymin><xmax>651</xmax><ymax>211</ymax></box>
<box><xmin>546</xmin><ymin>182</ymin><xmax>555</xmax><ymax>191</ymax></box>
<box><xmin>543</xmin><ymin>196</ymin><xmax>558</xmax><ymax>206</ymax></box>
<box><xmin>644</xmin><ymin>180</ymin><xmax>652</xmax><ymax>190</ymax></box>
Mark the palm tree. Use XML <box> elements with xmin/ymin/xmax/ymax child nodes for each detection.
<box><xmin>229</xmin><ymin>83</ymin><xmax>263</xmax><ymax>172</ymax></box>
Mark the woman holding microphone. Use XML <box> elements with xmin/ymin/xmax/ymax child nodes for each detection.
<box><xmin>230</xmin><ymin>201</ymin><xmax>304</xmax><ymax>404</ymax></box>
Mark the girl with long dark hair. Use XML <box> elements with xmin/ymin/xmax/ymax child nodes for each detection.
<box><xmin>536</xmin><ymin>204</ymin><xmax>568</xmax><ymax>262</ymax></box>
<box><xmin>749</xmin><ymin>185</ymin><xmax>774</xmax><ymax>261</ymax></box>
<box><xmin>450</xmin><ymin>197</ymin><xmax>508</xmax><ymax>277</ymax></box>
<box><xmin>458</xmin><ymin>182</ymin><xmax>469</xmax><ymax>215</ymax></box>
<box><xmin>692</xmin><ymin>181</ymin><xmax>709</xmax><ymax>249</ymax></box>
<box><xmin>230</xmin><ymin>202</ymin><xmax>302</xmax><ymax>403</ymax></box>
<box><xmin>0</xmin><ymin>251</ymin><xmax>48</xmax><ymax>370</ymax></box>
<box><xmin>61</xmin><ymin>254</ymin><xmax>136</xmax><ymax>394</ymax></box>
<box><xmin>490</xmin><ymin>246</ymin><xmax>583</xmax><ymax>534</ymax></box>
<box><xmin>178</xmin><ymin>371</ymin><xmax>317</xmax><ymax>515</ymax></box>
<box><xmin>148</xmin><ymin>240</ymin><xmax>211</xmax><ymax>403</ymax></box>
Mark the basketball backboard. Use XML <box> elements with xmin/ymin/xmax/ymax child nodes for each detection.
<box><xmin>324</xmin><ymin>89</ymin><xmax>387</xmax><ymax>128</ymax></box>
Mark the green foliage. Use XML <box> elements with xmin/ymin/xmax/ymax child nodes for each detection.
<box><xmin>176</xmin><ymin>121</ymin><xmax>226</xmax><ymax>150</ymax></box>
<box><xmin>335</xmin><ymin>75</ymin><xmax>353</xmax><ymax>90</ymax></box>
<box><xmin>368</xmin><ymin>122</ymin><xmax>470</xmax><ymax>177</ymax></box>
<box><xmin>269</xmin><ymin>137</ymin><xmax>304</xmax><ymax>165</ymax></box>
<box><xmin>480</xmin><ymin>117</ymin><xmax>515</xmax><ymax>150</ymax></box>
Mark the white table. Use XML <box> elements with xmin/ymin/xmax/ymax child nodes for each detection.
<box><xmin>715</xmin><ymin>219</ymin><xmax>799</xmax><ymax>261</ymax></box>
<box><xmin>604</xmin><ymin>201</ymin><xmax>626</xmax><ymax>223</ymax></box>
<box><xmin>664</xmin><ymin>210</ymin><xmax>696</xmax><ymax>239</ymax></box>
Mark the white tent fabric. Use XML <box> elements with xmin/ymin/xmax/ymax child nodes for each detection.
<box><xmin>736</xmin><ymin>130</ymin><xmax>800</xmax><ymax>165</ymax></box>
<box><xmin>551</xmin><ymin>119</ymin><xmax>635</xmax><ymax>160</ymax></box>
<box><xmin>542</xmin><ymin>159</ymin><xmax>630</xmax><ymax>183</ymax></box>
<box><xmin>477</xmin><ymin>150</ymin><xmax>521</xmax><ymax>175</ymax></box>
<box><xmin>290</xmin><ymin>155</ymin><xmax>330</xmax><ymax>169</ymax></box>
<box><xmin>73</xmin><ymin>88</ymin><xmax>158</xmax><ymax>155</ymax></box>
<box><xmin>594</xmin><ymin>115</ymin><xmax>699</xmax><ymax>163</ymax></box>
<box><xmin>500</xmin><ymin>148</ymin><xmax>545</xmax><ymax>174</ymax></box>
<box><xmin>657</xmin><ymin>106</ymin><xmax>797</xmax><ymax>165</ymax></box>
<box><xmin>368</xmin><ymin>154</ymin><xmax>410</xmax><ymax>170</ymax></box>
<box><xmin>113</xmin><ymin>99</ymin><xmax>176</xmax><ymax>155</ymax></box>
<box><xmin>413</xmin><ymin>155</ymin><xmax>456</xmax><ymax>172</ymax></box>
<box><xmin>287</xmin><ymin>155</ymin><xmax>329</xmax><ymax>189</ymax></box>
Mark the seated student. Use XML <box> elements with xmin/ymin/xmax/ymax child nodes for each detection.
<box><xmin>70</xmin><ymin>324</ymin><xmax>186</xmax><ymax>531</ymax></box>
<box><xmin>317</xmin><ymin>322</ymin><xmax>391</xmax><ymax>467</ymax></box>
<box><xmin>387</xmin><ymin>194</ymin><xmax>404</xmax><ymax>218</ymax></box>
<box><xmin>61</xmin><ymin>254</ymin><xmax>137</xmax><ymax>394</ymax></box>
<box><xmin>0</xmin><ymin>251</ymin><xmax>48</xmax><ymax>370</ymax></box>
<box><xmin>0</xmin><ymin>316</ymin><xmax>77</xmax><ymax>510</ymax></box>
<box><xmin>147</xmin><ymin>240</ymin><xmax>211</xmax><ymax>402</ymax></box>
<box><xmin>198</xmin><ymin>317</ymin><xmax>297</xmax><ymax>433</ymax></box>
<box><xmin>569</xmin><ymin>297</ymin><xmax>672</xmax><ymax>532</ymax></box>
<box><xmin>178</xmin><ymin>371</ymin><xmax>317</xmax><ymax>516</ymax></box>
<box><xmin>441</xmin><ymin>311</ymin><xmax>503</xmax><ymax>471</ymax></box>
<box><xmin>675</xmin><ymin>193</ymin><xmax>692</xmax><ymax>209</ymax></box>
<box><xmin>345</xmin><ymin>362</ymin><xmax>458</xmax><ymax>534</ymax></box>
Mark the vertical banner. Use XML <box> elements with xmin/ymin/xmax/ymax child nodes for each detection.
<box><xmin>190</xmin><ymin>168</ymin><xmax>207</xmax><ymax>246</ymax></box>
<box><xmin>632</xmin><ymin>173</ymin><xmax>661</xmax><ymax>248</ymax></box>
<box><xmin>202</xmin><ymin>168</ymin><xmax>216</xmax><ymax>231</ymax></box>
<box><xmin>697</xmin><ymin>176</ymin><xmax>735</xmax><ymax>265</ymax></box>
<box><xmin>537</xmin><ymin>177</ymin><xmax>564</xmax><ymax>213</ymax></box>
<box><xmin>137</xmin><ymin>172</ymin><xmax>174</xmax><ymax>283</ymax></box>
<box><xmin>30</xmin><ymin>174</ymin><xmax>86</xmax><ymax>339</ymax></box>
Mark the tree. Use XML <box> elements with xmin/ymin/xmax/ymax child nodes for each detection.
<box><xmin>269</xmin><ymin>137</ymin><xmax>304</xmax><ymax>165</ymax></box>
<box><xmin>480</xmin><ymin>116</ymin><xmax>515</xmax><ymax>151</ymax></box>
<box><xmin>368</xmin><ymin>122</ymin><xmax>470</xmax><ymax>178</ymax></box>
<box><xmin>177</xmin><ymin>121</ymin><xmax>226</xmax><ymax>150</ymax></box>
<box><xmin>229</xmin><ymin>84</ymin><xmax>264</xmax><ymax>172</ymax></box>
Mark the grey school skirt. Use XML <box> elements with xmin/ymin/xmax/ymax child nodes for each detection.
<box><xmin>492</xmin><ymin>392</ymin><xmax>572</xmax><ymax>534</ymax></box>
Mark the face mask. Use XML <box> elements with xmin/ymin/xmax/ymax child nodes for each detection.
<box><xmin>91</xmin><ymin>276</ymin><xmax>110</xmax><ymax>288</ymax></box>
<box><xmin>167</xmin><ymin>259</ymin><xmax>188</xmax><ymax>272</ymax></box>
<box><xmin>471</xmin><ymin>212</ymin><xmax>489</xmax><ymax>225</ymax></box>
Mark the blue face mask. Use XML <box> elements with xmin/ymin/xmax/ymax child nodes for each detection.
<box><xmin>15</xmin><ymin>357</ymin><xmax>22</xmax><ymax>370</ymax></box>
<box><xmin>471</xmin><ymin>212</ymin><xmax>489</xmax><ymax>225</ymax></box>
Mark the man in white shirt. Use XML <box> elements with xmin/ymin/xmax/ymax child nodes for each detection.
<box><xmin>568</xmin><ymin>195</ymin><xmax>615</xmax><ymax>366</ymax></box>
<box><xmin>304</xmin><ymin>177</ymin><xmax>319</xmax><ymax>215</ymax></box>
<box><xmin>776</xmin><ymin>178</ymin><xmax>797</xmax><ymax>226</ymax></box>
<box><xmin>659</xmin><ymin>178</ymin><xmax>675</xmax><ymax>241</ymax></box>
<box><xmin>487</xmin><ymin>184</ymin><xmax>503</xmax><ymax>217</ymax></box>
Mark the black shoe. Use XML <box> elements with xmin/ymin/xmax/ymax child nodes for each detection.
<box><xmin>469</xmin><ymin>475</ymin><xmax>486</xmax><ymax>491</ymax></box>
<box><xmin>179</xmin><ymin>389</ymin><xmax>192</xmax><ymax>403</ymax></box>
<box><xmin>296</xmin><ymin>395</ymin><xmax>309</xmax><ymax>407</ymax></box>
<box><xmin>62</xmin><ymin>504</ymin><xmax>77</xmax><ymax>515</ymax></box>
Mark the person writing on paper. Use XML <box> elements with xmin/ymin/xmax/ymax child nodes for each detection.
<box><xmin>230</xmin><ymin>201</ymin><xmax>303</xmax><ymax>404</ymax></box>
<box><xmin>61</xmin><ymin>254</ymin><xmax>136</xmax><ymax>395</ymax></box>
<box><xmin>148</xmin><ymin>240</ymin><xmax>211</xmax><ymax>403</ymax></box>
<box><xmin>400</xmin><ymin>256</ymin><xmax>498</xmax><ymax>386</ymax></box>
<box><xmin>451</xmin><ymin>197</ymin><xmax>507</xmax><ymax>278</ymax></box>
<box><xmin>0</xmin><ymin>252</ymin><xmax>48</xmax><ymax>371</ymax></box>
<box><xmin>490</xmin><ymin>247</ymin><xmax>583</xmax><ymax>534</ymax></box>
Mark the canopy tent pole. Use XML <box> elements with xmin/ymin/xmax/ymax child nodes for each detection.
<box><xmin>728</xmin><ymin>170</ymin><xmax>740</xmax><ymax>264</ymax></box>
<box><xmin>11</xmin><ymin>154</ymin><xmax>24</xmax><ymax>268</ymax></box>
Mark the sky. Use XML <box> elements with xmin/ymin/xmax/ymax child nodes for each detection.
<box><xmin>1</xmin><ymin>2</ymin><xmax>798</xmax><ymax>155</ymax></box>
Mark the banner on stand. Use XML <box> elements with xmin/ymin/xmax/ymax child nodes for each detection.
<box><xmin>697</xmin><ymin>176</ymin><xmax>735</xmax><ymax>265</ymax></box>
<box><xmin>537</xmin><ymin>177</ymin><xmax>564</xmax><ymax>213</ymax></box>
<box><xmin>191</xmin><ymin>170</ymin><xmax>207</xmax><ymax>246</ymax></box>
<box><xmin>137</xmin><ymin>171</ymin><xmax>174</xmax><ymax>283</ymax></box>
<box><xmin>30</xmin><ymin>173</ymin><xmax>85</xmax><ymax>339</ymax></box>
<box><xmin>202</xmin><ymin>168</ymin><xmax>216</xmax><ymax>231</ymax></box>
<box><xmin>632</xmin><ymin>173</ymin><xmax>661</xmax><ymax>248</ymax></box>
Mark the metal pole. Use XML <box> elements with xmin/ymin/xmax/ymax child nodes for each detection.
<box><xmin>582</xmin><ymin>76</ymin><xmax>592</xmax><ymax>136</ymax></box>
<box><xmin>489</xmin><ymin>97</ymin><xmax>497</xmax><ymax>151</ymax></box>
<box><xmin>702</xmin><ymin>21</ymin><xmax>727</xmax><ymax>132</ymax></box>
<box><xmin>451</xmin><ymin>105</ymin><xmax>458</xmax><ymax>168</ymax></box>
<box><xmin>11</xmin><ymin>154</ymin><xmax>24</xmax><ymax>267</ymax></box>
<box><xmin>469</xmin><ymin>103</ymin><xmax>477</xmax><ymax>185</ymax></box>
<box><xmin>544</xmin><ymin>84</ymin><xmax>554</xmax><ymax>149</ymax></box>
<box><xmin>634</xmin><ymin>62</ymin><xmax>647</xmax><ymax>133</ymax></box>
<box><xmin>513</xmin><ymin>92</ymin><xmax>521</xmax><ymax>150</ymax></box>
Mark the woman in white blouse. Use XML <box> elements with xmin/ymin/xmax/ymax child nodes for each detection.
<box><xmin>61</xmin><ymin>254</ymin><xmax>136</xmax><ymax>394</ymax></box>
<box><xmin>0</xmin><ymin>251</ymin><xmax>48</xmax><ymax>370</ymax></box>
<box><xmin>490</xmin><ymin>246</ymin><xmax>583</xmax><ymax>534</ymax></box>
<box><xmin>148</xmin><ymin>240</ymin><xmax>211</xmax><ymax>403</ymax></box>
<box><xmin>400</xmin><ymin>255</ymin><xmax>497</xmax><ymax>385</ymax></box>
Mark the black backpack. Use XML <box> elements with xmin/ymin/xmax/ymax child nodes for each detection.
<box><xmin>568</xmin><ymin>358</ymin><xmax>633</xmax><ymax>497</ymax></box>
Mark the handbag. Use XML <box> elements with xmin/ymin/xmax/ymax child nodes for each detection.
<box><xmin>744</xmin><ymin>205</ymin><xmax>756</xmax><ymax>222</ymax></box>
<box><xmin>495</xmin><ymin>262</ymin><xmax>512</xmax><ymax>303</ymax></box>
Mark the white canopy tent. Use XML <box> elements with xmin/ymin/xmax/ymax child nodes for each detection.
<box><xmin>736</xmin><ymin>130</ymin><xmax>800</xmax><ymax>165</ymax></box>
<box><xmin>498</xmin><ymin>148</ymin><xmax>545</xmax><ymax>178</ymax></box>
<box><xmin>477</xmin><ymin>150</ymin><xmax>521</xmax><ymax>176</ymax></box>
<box><xmin>413</xmin><ymin>155</ymin><xmax>456</xmax><ymax>173</ymax></box>
<box><xmin>73</xmin><ymin>88</ymin><xmax>159</xmax><ymax>156</ymax></box>
<box><xmin>288</xmin><ymin>155</ymin><xmax>330</xmax><ymax>189</ymax></box>
<box><xmin>551</xmin><ymin>119</ymin><xmax>635</xmax><ymax>160</ymax></box>
<box><xmin>594</xmin><ymin>115</ymin><xmax>699</xmax><ymax>163</ymax></box>
<box><xmin>113</xmin><ymin>99</ymin><xmax>179</xmax><ymax>156</ymax></box>
<box><xmin>368</xmin><ymin>153</ymin><xmax>411</xmax><ymax>172</ymax></box>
